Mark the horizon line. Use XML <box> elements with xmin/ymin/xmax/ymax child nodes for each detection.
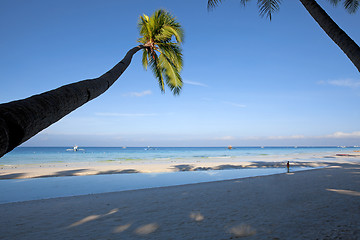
<box><xmin>17</xmin><ymin>145</ymin><xmax>356</xmax><ymax>148</ymax></box>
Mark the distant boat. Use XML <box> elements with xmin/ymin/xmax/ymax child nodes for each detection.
<box><xmin>66</xmin><ymin>145</ymin><xmax>85</xmax><ymax>152</ymax></box>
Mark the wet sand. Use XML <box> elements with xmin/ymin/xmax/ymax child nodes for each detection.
<box><xmin>0</xmin><ymin>162</ymin><xmax>359</xmax><ymax>239</ymax></box>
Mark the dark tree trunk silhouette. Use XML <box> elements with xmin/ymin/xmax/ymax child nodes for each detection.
<box><xmin>300</xmin><ymin>0</ymin><xmax>360</xmax><ymax>72</ymax></box>
<box><xmin>0</xmin><ymin>45</ymin><xmax>145</xmax><ymax>158</ymax></box>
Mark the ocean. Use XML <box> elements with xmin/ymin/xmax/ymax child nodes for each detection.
<box><xmin>1</xmin><ymin>146</ymin><xmax>357</xmax><ymax>165</ymax></box>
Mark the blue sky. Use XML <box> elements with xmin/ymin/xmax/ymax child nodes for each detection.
<box><xmin>1</xmin><ymin>0</ymin><xmax>359</xmax><ymax>147</ymax></box>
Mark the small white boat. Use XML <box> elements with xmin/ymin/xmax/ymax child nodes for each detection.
<box><xmin>66</xmin><ymin>145</ymin><xmax>85</xmax><ymax>152</ymax></box>
<box><xmin>145</xmin><ymin>146</ymin><xmax>155</xmax><ymax>150</ymax></box>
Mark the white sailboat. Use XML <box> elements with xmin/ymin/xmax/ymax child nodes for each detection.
<box><xmin>66</xmin><ymin>145</ymin><xmax>85</xmax><ymax>152</ymax></box>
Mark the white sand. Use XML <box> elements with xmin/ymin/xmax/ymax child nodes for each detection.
<box><xmin>1</xmin><ymin>153</ymin><xmax>356</xmax><ymax>179</ymax></box>
<box><xmin>0</xmin><ymin>161</ymin><xmax>359</xmax><ymax>239</ymax></box>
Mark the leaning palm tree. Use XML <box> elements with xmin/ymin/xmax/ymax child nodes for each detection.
<box><xmin>0</xmin><ymin>9</ymin><xmax>184</xmax><ymax>158</ymax></box>
<box><xmin>208</xmin><ymin>0</ymin><xmax>360</xmax><ymax>72</ymax></box>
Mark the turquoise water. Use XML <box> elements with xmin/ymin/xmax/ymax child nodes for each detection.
<box><xmin>1</xmin><ymin>146</ymin><xmax>357</xmax><ymax>165</ymax></box>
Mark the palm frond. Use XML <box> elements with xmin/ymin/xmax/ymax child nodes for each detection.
<box><xmin>162</xmin><ymin>25</ymin><xmax>184</xmax><ymax>43</ymax></box>
<box><xmin>159</xmin><ymin>54</ymin><xmax>183</xmax><ymax>95</ymax></box>
<box><xmin>137</xmin><ymin>36</ymin><xmax>148</xmax><ymax>45</ymax></box>
<box><xmin>344</xmin><ymin>0</ymin><xmax>359</xmax><ymax>13</ymax></box>
<box><xmin>327</xmin><ymin>0</ymin><xmax>341</xmax><ymax>6</ymax></box>
<box><xmin>150</xmin><ymin>10</ymin><xmax>167</xmax><ymax>38</ymax></box>
<box><xmin>327</xmin><ymin>0</ymin><xmax>359</xmax><ymax>13</ymax></box>
<box><xmin>208</xmin><ymin>0</ymin><xmax>252</xmax><ymax>9</ymax></box>
<box><xmin>257</xmin><ymin>0</ymin><xmax>281</xmax><ymax>20</ymax></box>
<box><xmin>208</xmin><ymin>0</ymin><xmax>224</xmax><ymax>10</ymax></box>
<box><xmin>138</xmin><ymin>15</ymin><xmax>151</xmax><ymax>41</ymax></box>
<box><xmin>148</xmin><ymin>53</ymin><xmax>165</xmax><ymax>93</ymax></box>
<box><xmin>157</xmin><ymin>43</ymin><xmax>183</xmax><ymax>70</ymax></box>
<box><xmin>154</xmin><ymin>11</ymin><xmax>184</xmax><ymax>44</ymax></box>
<box><xmin>240</xmin><ymin>0</ymin><xmax>251</xmax><ymax>6</ymax></box>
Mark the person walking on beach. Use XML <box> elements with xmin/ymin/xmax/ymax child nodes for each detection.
<box><xmin>287</xmin><ymin>161</ymin><xmax>290</xmax><ymax>173</ymax></box>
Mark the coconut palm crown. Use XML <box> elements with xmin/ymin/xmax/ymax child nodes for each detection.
<box><xmin>208</xmin><ymin>0</ymin><xmax>359</xmax><ymax>20</ymax></box>
<box><xmin>207</xmin><ymin>0</ymin><xmax>360</xmax><ymax>72</ymax></box>
<box><xmin>138</xmin><ymin>9</ymin><xmax>184</xmax><ymax>95</ymax></box>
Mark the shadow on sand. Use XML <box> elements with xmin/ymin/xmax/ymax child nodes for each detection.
<box><xmin>0</xmin><ymin>169</ymin><xmax>140</xmax><ymax>180</ymax></box>
<box><xmin>96</xmin><ymin>169</ymin><xmax>139</xmax><ymax>175</ymax></box>
<box><xmin>34</xmin><ymin>169</ymin><xmax>90</xmax><ymax>178</ymax></box>
<box><xmin>0</xmin><ymin>173</ymin><xmax>26</xmax><ymax>180</ymax></box>
<box><xmin>170</xmin><ymin>161</ymin><xmax>336</xmax><ymax>172</ymax></box>
<box><xmin>1</xmin><ymin>162</ymin><xmax>357</xmax><ymax>180</ymax></box>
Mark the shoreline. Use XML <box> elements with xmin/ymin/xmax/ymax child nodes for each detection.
<box><xmin>2</xmin><ymin>147</ymin><xmax>359</xmax><ymax>180</ymax></box>
<box><xmin>1</xmin><ymin>153</ymin><xmax>360</xmax><ymax>179</ymax></box>
<box><xmin>0</xmin><ymin>162</ymin><xmax>359</xmax><ymax>239</ymax></box>
<box><xmin>1</xmin><ymin>156</ymin><xmax>358</xmax><ymax>180</ymax></box>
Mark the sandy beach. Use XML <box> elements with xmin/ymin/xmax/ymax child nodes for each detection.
<box><xmin>1</xmin><ymin>159</ymin><xmax>360</xmax><ymax>239</ymax></box>
<box><xmin>1</xmin><ymin>152</ymin><xmax>359</xmax><ymax>180</ymax></box>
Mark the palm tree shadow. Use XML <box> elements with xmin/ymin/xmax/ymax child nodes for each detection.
<box><xmin>34</xmin><ymin>169</ymin><xmax>90</xmax><ymax>178</ymax></box>
<box><xmin>36</xmin><ymin>169</ymin><xmax>140</xmax><ymax>178</ymax></box>
<box><xmin>212</xmin><ymin>164</ymin><xmax>244</xmax><ymax>170</ymax></box>
<box><xmin>172</xmin><ymin>161</ymin><xmax>339</xmax><ymax>173</ymax></box>
<box><xmin>96</xmin><ymin>169</ymin><xmax>139</xmax><ymax>175</ymax></box>
<box><xmin>0</xmin><ymin>173</ymin><xmax>26</xmax><ymax>180</ymax></box>
<box><xmin>171</xmin><ymin>164</ymin><xmax>194</xmax><ymax>171</ymax></box>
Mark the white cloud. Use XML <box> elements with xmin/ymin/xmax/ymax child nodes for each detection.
<box><xmin>123</xmin><ymin>90</ymin><xmax>152</xmax><ymax>97</ymax></box>
<box><xmin>244</xmin><ymin>131</ymin><xmax>360</xmax><ymax>141</ymax></box>
<box><xmin>95</xmin><ymin>113</ymin><xmax>157</xmax><ymax>117</ymax></box>
<box><xmin>222</xmin><ymin>101</ymin><xmax>246</xmax><ymax>108</ymax></box>
<box><xmin>318</xmin><ymin>79</ymin><xmax>360</xmax><ymax>88</ymax></box>
<box><xmin>183</xmin><ymin>80</ymin><xmax>208</xmax><ymax>87</ymax></box>
<box><xmin>213</xmin><ymin>136</ymin><xmax>236</xmax><ymax>141</ymax></box>
<box><xmin>323</xmin><ymin>131</ymin><xmax>360</xmax><ymax>139</ymax></box>
<box><xmin>267</xmin><ymin>135</ymin><xmax>305</xmax><ymax>140</ymax></box>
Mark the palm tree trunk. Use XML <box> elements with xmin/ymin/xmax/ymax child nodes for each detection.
<box><xmin>299</xmin><ymin>0</ymin><xmax>360</xmax><ymax>72</ymax></box>
<box><xmin>0</xmin><ymin>45</ymin><xmax>145</xmax><ymax>158</ymax></box>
